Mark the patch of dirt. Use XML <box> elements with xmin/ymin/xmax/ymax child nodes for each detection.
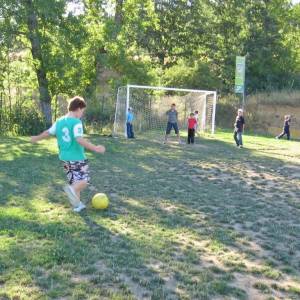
<box><xmin>118</xmin><ymin>273</ymin><xmax>151</xmax><ymax>300</ymax></box>
<box><xmin>163</xmin><ymin>275</ymin><xmax>179</xmax><ymax>298</ymax></box>
<box><xmin>71</xmin><ymin>274</ymin><xmax>93</xmax><ymax>283</ymax></box>
<box><xmin>158</xmin><ymin>202</ymin><xmax>178</xmax><ymax>213</ymax></box>
<box><xmin>232</xmin><ymin>273</ymin><xmax>269</xmax><ymax>300</ymax></box>
<box><xmin>146</xmin><ymin>259</ymin><xmax>180</xmax><ymax>298</ymax></box>
<box><xmin>94</xmin><ymin>260</ymin><xmax>151</xmax><ymax>299</ymax></box>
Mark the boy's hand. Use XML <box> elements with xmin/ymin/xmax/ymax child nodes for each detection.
<box><xmin>94</xmin><ymin>145</ymin><xmax>105</xmax><ymax>153</ymax></box>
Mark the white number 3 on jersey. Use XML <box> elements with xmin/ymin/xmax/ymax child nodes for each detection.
<box><xmin>62</xmin><ymin>127</ymin><xmax>71</xmax><ymax>142</ymax></box>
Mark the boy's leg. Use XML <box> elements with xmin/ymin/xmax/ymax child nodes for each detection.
<box><xmin>164</xmin><ymin>122</ymin><xmax>171</xmax><ymax>142</ymax></box>
<box><xmin>63</xmin><ymin>185</ymin><xmax>81</xmax><ymax>207</ymax></box>
<box><xmin>187</xmin><ymin>129</ymin><xmax>191</xmax><ymax>144</ymax></box>
<box><xmin>237</xmin><ymin>132</ymin><xmax>243</xmax><ymax>146</ymax></box>
<box><xmin>72</xmin><ymin>180</ymin><xmax>88</xmax><ymax>199</ymax></box>
<box><xmin>64</xmin><ymin>161</ymin><xmax>89</xmax><ymax>211</ymax></box>
<box><xmin>72</xmin><ymin>180</ymin><xmax>88</xmax><ymax>212</ymax></box>
<box><xmin>174</xmin><ymin>123</ymin><xmax>181</xmax><ymax>143</ymax></box>
<box><xmin>191</xmin><ymin>129</ymin><xmax>195</xmax><ymax>144</ymax></box>
<box><xmin>129</xmin><ymin>123</ymin><xmax>132</xmax><ymax>138</ymax></box>
<box><xmin>126</xmin><ymin>122</ymin><xmax>130</xmax><ymax>138</ymax></box>
<box><xmin>130</xmin><ymin>124</ymin><xmax>134</xmax><ymax>138</ymax></box>
<box><xmin>277</xmin><ymin>131</ymin><xmax>285</xmax><ymax>139</ymax></box>
<box><xmin>63</xmin><ymin>161</ymin><xmax>81</xmax><ymax>206</ymax></box>
<box><xmin>233</xmin><ymin>131</ymin><xmax>239</xmax><ymax>146</ymax></box>
<box><xmin>286</xmin><ymin>129</ymin><xmax>290</xmax><ymax>140</ymax></box>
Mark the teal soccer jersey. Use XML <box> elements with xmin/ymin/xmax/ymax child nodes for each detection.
<box><xmin>48</xmin><ymin>117</ymin><xmax>86</xmax><ymax>161</ymax></box>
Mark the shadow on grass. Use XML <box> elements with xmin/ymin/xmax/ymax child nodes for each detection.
<box><xmin>0</xmin><ymin>134</ymin><xmax>299</xmax><ymax>299</ymax></box>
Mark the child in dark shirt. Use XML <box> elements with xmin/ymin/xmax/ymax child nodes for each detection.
<box><xmin>276</xmin><ymin>115</ymin><xmax>291</xmax><ymax>140</ymax></box>
<box><xmin>234</xmin><ymin>109</ymin><xmax>245</xmax><ymax>148</ymax></box>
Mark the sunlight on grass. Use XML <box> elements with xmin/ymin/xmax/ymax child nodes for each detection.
<box><xmin>0</xmin><ymin>132</ymin><xmax>300</xmax><ymax>299</ymax></box>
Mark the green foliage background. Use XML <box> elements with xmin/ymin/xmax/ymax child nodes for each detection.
<box><xmin>0</xmin><ymin>0</ymin><xmax>299</xmax><ymax>134</ymax></box>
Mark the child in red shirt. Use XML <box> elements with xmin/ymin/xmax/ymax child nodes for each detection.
<box><xmin>187</xmin><ymin>113</ymin><xmax>197</xmax><ymax>144</ymax></box>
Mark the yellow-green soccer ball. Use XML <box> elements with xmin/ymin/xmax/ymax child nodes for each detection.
<box><xmin>92</xmin><ymin>193</ymin><xmax>109</xmax><ymax>209</ymax></box>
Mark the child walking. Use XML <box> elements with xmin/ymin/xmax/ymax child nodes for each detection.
<box><xmin>31</xmin><ymin>96</ymin><xmax>105</xmax><ymax>212</ymax></box>
<box><xmin>234</xmin><ymin>109</ymin><xmax>245</xmax><ymax>148</ymax></box>
<box><xmin>276</xmin><ymin>115</ymin><xmax>291</xmax><ymax>140</ymax></box>
<box><xmin>187</xmin><ymin>113</ymin><xmax>197</xmax><ymax>144</ymax></box>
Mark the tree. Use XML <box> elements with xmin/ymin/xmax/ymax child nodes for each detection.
<box><xmin>24</xmin><ymin>0</ymin><xmax>52</xmax><ymax>124</ymax></box>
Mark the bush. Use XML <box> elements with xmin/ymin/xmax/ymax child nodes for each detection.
<box><xmin>0</xmin><ymin>104</ymin><xmax>46</xmax><ymax>136</ymax></box>
<box><xmin>247</xmin><ymin>90</ymin><xmax>300</xmax><ymax>107</ymax></box>
<box><xmin>216</xmin><ymin>94</ymin><xmax>240</xmax><ymax>129</ymax></box>
<box><xmin>84</xmin><ymin>96</ymin><xmax>115</xmax><ymax>133</ymax></box>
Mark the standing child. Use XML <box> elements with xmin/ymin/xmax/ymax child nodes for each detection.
<box><xmin>187</xmin><ymin>113</ymin><xmax>197</xmax><ymax>144</ymax></box>
<box><xmin>126</xmin><ymin>107</ymin><xmax>135</xmax><ymax>139</ymax></box>
<box><xmin>31</xmin><ymin>96</ymin><xmax>105</xmax><ymax>212</ymax></box>
<box><xmin>164</xmin><ymin>103</ymin><xmax>182</xmax><ymax>144</ymax></box>
<box><xmin>276</xmin><ymin>115</ymin><xmax>291</xmax><ymax>140</ymax></box>
<box><xmin>234</xmin><ymin>109</ymin><xmax>245</xmax><ymax>148</ymax></box>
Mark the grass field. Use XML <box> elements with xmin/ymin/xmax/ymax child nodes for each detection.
<box><xmin>0</xmin><ymin>131</ymin><xmax>300</xmax><ymax>300</ymax></box>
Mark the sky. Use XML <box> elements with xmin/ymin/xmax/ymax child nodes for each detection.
<box><xmin>66</xmin><ymin>0</ymin><xmax>300</xmax><ymax>16</ymax></box>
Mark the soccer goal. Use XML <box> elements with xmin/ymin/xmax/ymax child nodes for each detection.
<box><xmin>113</xmin><ymin>84</ymin><xmax>217</xmax><ymax>138</ymax></box>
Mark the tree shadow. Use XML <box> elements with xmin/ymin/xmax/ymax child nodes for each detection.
<box><xmin>1</xmin><ymin>134</ymin><xmax>300</xmax><ymax>299</ymax></box>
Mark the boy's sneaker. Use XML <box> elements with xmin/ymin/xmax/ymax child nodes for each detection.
<box><xmin>73</xmin><ymin>202</ymin><xmax>86</xmax><ymax>213</ymax></box>
<box><xmin>239</xmin><ymin>145</ymin><xmax>243</xmax><ymax>148</ymax></box>
<box><xmin>63</xmin><ymin>185</ymin><xmax>80</xmax><ymax>207</ymax></box>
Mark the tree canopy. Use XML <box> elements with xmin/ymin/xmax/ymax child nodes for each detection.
<box><xmin>0</xmin><ymin>0</ymin><xmax>299</xmax><ymax>124</ymax></box>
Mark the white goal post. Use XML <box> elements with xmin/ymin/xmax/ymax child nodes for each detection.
<box><xmin>113</xmin><ymin>84</ymin><xmax>217</xmax><ymax>138</ymax></box>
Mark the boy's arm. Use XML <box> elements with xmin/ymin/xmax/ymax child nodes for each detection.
<box><xmin>76</xmin><ymin>137</ymin><xmax>105</xmax><ymax>153</ymax></box>
<box><xmin>31</xmin><ymin>130</ymin><xmax>50</xmax><ymax>143</ymax></box>
<box><xmin>31</xmin><ymin>122</ymin><xmax>56</xmax><ymax>143</ymax></box>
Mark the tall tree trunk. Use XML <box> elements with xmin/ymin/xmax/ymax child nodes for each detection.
<box><xmin>24</xmin><ymin>0</ymin><xmax>52</xmax><ymax>125</ymax></box>
<box><xmin>115</xmin><ymin>0</ymin><xmax>124</xmax><ymax>29</ymax></box>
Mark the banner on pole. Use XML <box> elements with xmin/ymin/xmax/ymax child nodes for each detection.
<box><xmin>235</xmin><ymin>56</ymin><xmax>245</xmax><ymax>94</ymax></box>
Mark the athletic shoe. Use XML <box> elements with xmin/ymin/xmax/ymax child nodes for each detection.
<box><xmin>275</xmin><ymin>136</ymin><xmax>279</xmax><ymax>139</ymax></box>
<box><xmin>239</xmin><ymin>145</ymin><xmax>243</xmax><ymax>148</ymax></box>
<box><xmin>73</xmin><ymin>202</ymin><xmax>86</xmax><ymax>213</ymax></box>
<box><xmin>63</xmin><ymin>185</ymin><xmax>80</xmax><ymax>207</ymax></box>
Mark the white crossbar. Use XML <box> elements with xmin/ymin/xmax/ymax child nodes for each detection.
<box><xmin>127</xmin><ymin>84</ymin><xmax>215</xmax><ymax>94</ymax></box>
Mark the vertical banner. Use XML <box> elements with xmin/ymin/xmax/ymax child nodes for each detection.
<box><xmin>235</xmin><ymin>56</ymin><xmax>246</xmax><ymax>94</ymax></box>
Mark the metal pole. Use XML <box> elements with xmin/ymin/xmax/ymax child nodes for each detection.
<box><xmin>211</xmin><ymin>92</ymin><xmax>217</xmax><ymax>134</ymax></box>
<box><xmin>113</xmin><ymin>87</ymin><xmax>121</xmax><ymax>136</ymax></box>
<box><xmin>125</xmin><ymin>85</ymin><xmax>130</xmax><ymax>137</ymax></box>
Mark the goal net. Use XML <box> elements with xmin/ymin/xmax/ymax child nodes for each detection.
<box><xmin>113</xmin><ymin>85</ymin><xmax>217</xmax><ymax>139</ymax></box>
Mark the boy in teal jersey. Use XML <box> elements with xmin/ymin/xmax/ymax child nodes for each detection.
<box><xmin>31</xmin><ymin>96</ymin><xmax>105</xmax><ymax>212</ymax></box>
